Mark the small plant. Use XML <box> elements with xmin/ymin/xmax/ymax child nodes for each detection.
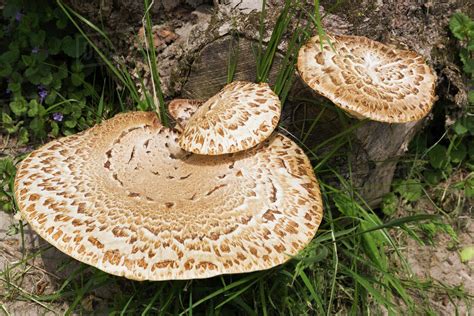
<box><xmin>384</xmin><ymin>12</ymin><xmax>474</xmax><ymax>212</ymax></box>
<box><xmin>449</xmin><ymin>12</ymin><xmax>474</xmax><ymax>82</ymax></box>
<box><xmin>0</xmin><ymin>0</ymin><xmax>99</xmax><ymax>142</ymax></box>
<box><xmin>0</xmin><ymin>158</ymin><xmax>16</xmax><ymax>213</ymax></box>
<box><xmin>419</xmin><ymin>13</ymin><xmax>474</xmax><ymax>185</ymax></box>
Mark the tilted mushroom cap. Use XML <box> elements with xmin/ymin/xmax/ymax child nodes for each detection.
<box><xmin>178</xmin><ymin>81</ymin><xmax>281</xmax><ymax>155</ymax></box>
<box><xmin>14</xmin><ymin>112</ymin><xmax>322</xmax><ymax>281</ymax></box>
<box><xmin>297</xmin><ymin>34</ymin><xmax>437</xmax><ymax>123</ymax></box>
<box><xmin>168</xmin><ymin>99</ymin><xmax>204</xmax><ymax>132</ymax></box>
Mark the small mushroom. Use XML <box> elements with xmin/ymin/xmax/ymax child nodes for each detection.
<box><xmin>168</xmin><ymin>99</ymin><xmax>204</xmax><ymax>132</ymax></box>
<box><xmin>178</xmin><ymin>81</ymin><xmax>281</xmax><ymax>155</ymax></box>
<box><xmin>297</xmin><ymin>34</ymin><xmax>437</xmax><ymax>123</ymax></box>
<box><xmin>15</xmin><ymin>111</ymin><xmax>322</xmax><ymax>281</ymax></box>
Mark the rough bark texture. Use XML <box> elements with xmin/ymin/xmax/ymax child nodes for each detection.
<box><xmin>63</xmin><ymin>0</ymin><xmax>471</xmax><ymax>206</ymax></box>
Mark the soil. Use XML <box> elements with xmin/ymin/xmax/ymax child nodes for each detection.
<box><xmin>391</xmin><ymin>171</ymin><xmax>474</xmax><ymax>314</ymax></box>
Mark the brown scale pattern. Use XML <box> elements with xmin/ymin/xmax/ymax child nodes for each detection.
<box><xmin>178</xmin><ymin>81</ymin><xmax>281</xmax><ymax>155</ymax></box>
<box><xmin>168</xmin><ymin>99</ymin><xmax>205</xmax><ymax>132</ymax></box>
<box><xmin>14</xmin><ymin>112</ymin><xmax>322</xmax><ymax>281</ymax></box>
<box><xmin>297</xmin><ymin>34</ymin><xmax>437</xmax><ymax>123</ymax></box>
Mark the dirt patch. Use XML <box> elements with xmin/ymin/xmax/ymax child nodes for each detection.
<box><xmin>391</xmin><ymin>174</ymin><xmax>473</xmax><ymax>314</ymax></box>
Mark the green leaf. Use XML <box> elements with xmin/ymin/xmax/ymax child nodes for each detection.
<box><xmin>27</xmin><ymin>99</ymin><xmax>39</xmax><ymax>117</ymax></box>
<box><xmin>469</xmin><ymin>90</ymin><xmax>474</xmax><ymax>105</ymax></box>
<box><xmin>57</xmin><ymin>63</ymin><xmax>68</xmax><ymax>80</ymax></box>
<box><xmin>29</xmin><ymin>117</ymin><xmax>46</xmax><ymax>138</ymax></box>
<box><xmin>18</xmin><ymin>127</ymin><xmax>29</xmax><ymax>144</ymax></box>
<box><xmin>62</xmin><ymin>35</ymin><xmax>87</xmax><ymax>58</ymax></box>
<box><xmin>1</xmin><ymin>112</ymin><xmax>13</xmax><ymax>125</ymax></box>
<box><xmin>9</xmin><ymin>98</ymin><xmax>27</xmax><ymax>116</ymax></box>
<box><xmin>333</xmin><ymin>193</ymin><xmax>357</xmax><ymax>217</ymax></box>
<box><xmin>424</xmin><ymin>169</ymin><xmax>443</xmax><ymax>186</ymax></box>
<box><xmin>459</xmin><ymin>246</ymin><xmax>474</xmax><ymax>263</ymax></box>
<box><xmin>137</xmin><ymin>100</ymin><xmax>149</xmax><ymax>111</ymax></box>
<box><xmin>381</xmin><ymin>192</ymin><xmax>398</xmax><ymax>216</ymax></box>
<box><xmin>71</xmin><ymin>72</ymin><xmax>84</xmax><ymax>86</ymax></box>
<box><xmin>468</xmin><ymin>139</ymin><xmax>474</xmax><ymax>159</ymax></box>
<box><xmin>0</xmin><ymin>48</ymin><xmax>20</xmax><ymax>64</ymax></box>
<box><xmin>45</xmin><ymin>90</ymin><xmax>58</xmax><ymax>105</ymax></box>
<box><xmin>21</xmin><ymin>54</ymin><xmax>34</xmax><ymax>67</ymax></box>
<box><xmin>1</xmin><ymin>113</ymin><xmax>22</xmax><ymax>134</ymax></box>
<box><xmin>8</xmin><ymin>81</ymin><xmax>21</xmax><ymax>93</ymax></box>
<box><xmin>450</xmin><ymin>143</ymin><xmax>467</xmax><ymax>163</ymax></box>
<box><xmin>428</xmin><ymin>145</ymin><xmax>449</xmax><ymax>169</ymax></box>
<box><xmin>47</xmin><ymin>37</ymin><xmax>62</xmax><ymax>55</ymax></box>
<box><xmin>465</xmin><ymin>177</ymin><xmax>474</xmax><ymax>198</ymax></box>
<box><xmin>71</xmin><ymin>60</ymin><xmax>84</xmax><ymax>73</ymax></box>
<box><xmin>2</xmin><ymin>1</ymin><xmax>20</xmax><ymax>19</ymax></box>
<box><xmin>0</xmin><ymin>158</ymin><xmax>16</xmax><ymax>176</ymax></box>
<box><xmin>50</xmin><ymin>121</ymin><xmax>59</xmax><ymax>137</ymax></box>
<box><xmin>40</xmin><ymin>72</ymin><xmax>53</xmax><ymax>85</ymax></box>
<box><xmin>27</xmin><ymin>99</ymin><xmax>46</xmax><ymax>117</ymax></box>
<box><xmin>64</xmin><ymin>120</ymin><xmax>77</xmax><ymax>128</ymax></box>
<box><xmin>25</xmin><ymin>66</ymin><xmax>43</xmax><ymax>85</ymax></box>
<box><xmin>393</xmin><ymin>179</ymin><xmax>423</xmax><ymax>202</ymax></box>
<box><xmin>449</xmin><ymin>13</ymin><xmax>473</xmax><ymax>40</ymax></box>
<box><xmin>453</xmin><ymin>120</ymin><xmax>468</xmax><ymax>135</ymax></box>
<box><xmin>24</xmin><ymin>66</ymin><xmax>38</xmax><ymax>77</ymax></box>
<box><xmin>2</xmin><ymin>202</ymin><xmax>13</xmax><ymax>213</ymax></box>
<box><xmin>361</xmin><ymin>219</ymin><xmax>386</xmax><ymax>269</ymax></box>
<box><xmin>0</xmin><ymin>62</ymin><xmax>12</xmax><ymax>77</ymax></box>
<box><xmin>56</xmin><ymin>17</ymin><xmax>68</xmax><ymax>29</ymax></box>
<box><xmin>459</xmin><ymin>47</ymin><xmax>474</xmax><ymax>74</ymax></box>
<box><xmin>29</xmin><ymin>30</ymin><xmax>46</xmax><ymax>47</ymax></box>
<box><xmin>464</xmin><ymin>116</ymin><xmax>474</xmax><ymax>134</ymax></box>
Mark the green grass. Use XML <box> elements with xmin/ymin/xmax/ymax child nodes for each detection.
<box><xmin>1</xmin><ymin>1</ymin><xmax>472</xmax><ymax>315</ymax></box>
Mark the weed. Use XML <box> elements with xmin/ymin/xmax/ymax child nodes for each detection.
<box><xmin>0</xmin><ymin>158</ymin><xmax>16</xmax><ymax>213</ymax></box>
<box><xmin>0</xmin><ymin>0</ymin><xmax>106</xmax><ymax>141</ymax></box>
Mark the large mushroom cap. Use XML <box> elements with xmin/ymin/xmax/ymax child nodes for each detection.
<box><xmin>15</xmin><ymin>112</ymin><xmax>322</xmax><ymax>281</ymax></box>
<box><xmin>178</xmin><ymin>81</ymin><xmax>281</xmax><ymax>155</ymax></box>
<box><xmin>297</xmin><ymin>34</ymin><xmax>437</xmax><ymax>123</ymax></box>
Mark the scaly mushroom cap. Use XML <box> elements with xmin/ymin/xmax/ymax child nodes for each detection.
<box><xmin>297</xmin><ymin>34</ymin><xmax>437</xmax><ymax>123</ymax></box>
<box><xmin>178</xmin><ymin>81</ymin><xmax>281</xmax><ymax>155</ymax></box>
<box><xmin>14</xmin><ymin>112</ymin><xmax>322</xmax><ymax>281</ymax></box>
<box><xmin>168</xmin><ymin>99</ymin><xmax>204</xmax><ymax>132</ymax></box>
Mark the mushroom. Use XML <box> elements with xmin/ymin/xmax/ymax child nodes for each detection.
<box><xmin>14</xmin><ymin>111</ymin><xmax>322</xmax><ymax>281</ymax></box>
<box><xmin>168</xmin><ymin>98</ymin><xmax>204</xmax><ymax>132</ymax></box>
<box><xmin>297</xmin><ymin>33</ymin><xmax>437</xmax><ymax>123</ymax></box>
<box><xmin>178</xmin><ymin>81</ymin><xmax>281</xmax><ymax>155</ymax></box>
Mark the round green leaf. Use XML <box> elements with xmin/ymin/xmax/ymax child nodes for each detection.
<box><xmin>381</xmin><ymin>192</ymin><xmax>398</xmax><ymax>216</ymax></box>
<box><xmin>453</xmin><ymin>120</ymin><xmax>468</xmax><ymax>135</ymax></box>
<box><xmin>450</xmin><ymin>143</ymin><xmax>467</xmax><ymax>163</ymax></box>
<box><xmin>428</xmin><ymin>145</ymin><xmax>449</xmax><ymax>169</ymax></box>
<box><xmin>9</xmin><ymin>98</ymin><xmax>27</xmax><ymax>116</ymax></box>
<box><xmin>424</xmin><ymin>169</ymin><xmax>443</xmax><ymax>186</ymax></box>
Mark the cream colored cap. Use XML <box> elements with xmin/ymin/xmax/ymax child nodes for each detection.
<box><xmin>178</xmin><ymin>81</ymin><xmax>281</xmax><ymax>155</ymax></box>
<box><xmin>15</xmin><ymin>112</ymin><xmax>322</xmax><ymax>281</ymax></box>
<box><xmin>297</xmin><ymin>34</ymin><xmax>437</xmax><ymax>123</ymax></box>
